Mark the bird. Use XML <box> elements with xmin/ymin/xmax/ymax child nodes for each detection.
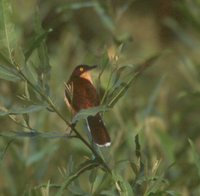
<box><xmin>64</xmin><ymin>65</ymin><xmax>111</xmax><ymax>147</ymax></box>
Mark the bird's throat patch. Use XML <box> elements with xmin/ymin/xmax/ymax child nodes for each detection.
<box><xmin>80</xmin><ymin>72</ymin><xmax>94</xmax><ymax>84</ymax></box>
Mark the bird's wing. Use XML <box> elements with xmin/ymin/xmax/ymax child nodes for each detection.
<box><xmin>64</xmin><ymin>82</ymin><xmax>73</xmax><ymax>100</ymax></box>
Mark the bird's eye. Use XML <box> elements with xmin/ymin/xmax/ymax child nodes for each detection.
<box><xmin>79</xmin><ymin>67</ymin><xmax>84</xmax><ymax>72</ymax></box>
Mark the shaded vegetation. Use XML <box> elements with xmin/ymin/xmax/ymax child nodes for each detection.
<box><xmin>0</xmin><ymin>0</ymin><xmax>200</xmax><ymax>195</ymax></box>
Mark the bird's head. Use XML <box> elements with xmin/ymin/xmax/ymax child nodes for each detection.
<box><xmin>71</xmin><ymin>65</ymin><xmax>97</xmax><ymax>83</ymax></box>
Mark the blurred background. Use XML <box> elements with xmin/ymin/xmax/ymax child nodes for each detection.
<box><xmin>0</xmin><ymin>0</ymin><xmax>200</xmax><ymax>195</ymax></box>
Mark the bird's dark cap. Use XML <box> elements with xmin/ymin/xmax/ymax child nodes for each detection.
<box><xmin>77</xmin><ymin>64</ymin><xmax>97</xmax><ymax>71</ymax></box>
<box><xmin>71</xmin><ymin>64</ymin><xmax>97</xmax><ymax>77</ymax></box>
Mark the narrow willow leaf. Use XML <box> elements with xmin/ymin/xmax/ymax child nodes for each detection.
<box><xmin>34</xmin><ymin>184</ymin><xmax>61</xmax><ymax>190</ymax></box>
<box><xmin>23</xmin><ymin>61</ymin><xmax>38</xmax><ymax>85</ymax></box>
<box><xmin>11</xmin><ymin>104</ymin><xmax>46</xmax><ymax>114</ymax></box>
<box><xmin>146</xmin><ymin>176</ymin><xmax>167</xmax><ymax>195</ymax></box>
<box><xmin>0</xmin><ymin>64</ymin><xmax>21</xmax><ymax>81</ymax></box>
<box><xmin>22</xmin><ymin>113</ymin><xmax>30</xmax><ymax>128</ymax></box>
<box><xmin>12</xmin><ymin>45</ymin><xmax>25</xmax><ymax>68</ymax></box>
<box><xmin>0</xmin><ymin>104</ymin><xmax>46</xmax><ymax>116</ymax></box>
<box><xmin>189</xmin><ymin>139</ymin><xmax>200</xmax><ymax>178</ymax></box>
<box><xmin>33</xmin><ymin>8</ymin><xmax>51</xmax><ymax>95</ymax></box>
<box><xmin>97</xmin><ymin>51</ymin><xmax>110</xmax><ymax>88</ymax></box>
<box><xmin>156</xmin><ymin>129</ymin><xmax>175</xmax><ymax>164</ymax></box>
<box><xmin>142</xmin><ymin>75</ymin><xmax>166</xmax><ymax>118</ymax></box>
<box><xmin>26</xmin><ymin>143</ymin><xmax>58</xmax><ymax>166</ymax></box>
<box><xmin>0</xmin><ymin>131</ymin><xmax>67</xmax><ymax>139</ymax></box>
<box><xmin>106</xmin><ymin>71</ymin><xmax>136</xmax><ymax>108</ymax></box>
<box><xmin>112</xmin><ymin>170</ymin><xmax>134</xmax><ymax>196</ymax></box>
<box><xmin>67</xmin><ymin>156</ymin><xmax>74</xmax><ymax>175</ymax></box>
<box><xmin>34</xmin><ymin>9</ymin><xmax>51</xmax><ymax>73</ymax></box>
<box><xmin>93</xmin><ymin>173</ymin><xmax>110</xmax><ymax>194</ymax></box>
<box><xmin>107</xmin><ymin>79</ymin><xmax>133</xmax><ymax>108</ymax></box>
<box><xmin>56</xmin><ymin>160</ymin><xmax>99</xmax><ymax>196</ymax></box>
<box><xmin>112</xmin><ymin>65</ymin><xmax>131</xmax><ymax>85</ymax></box>
<box><xmin>165</xmin><ymin>18</ymin><xmax>197</xmax><ymax>48</ymax></box>
<box><xmin>72</xmin><ymin>105</ymin><xmax>108</xmax><ymax>124</ymax></box>
<box><xmin>179</xmin><ymin>56</ymin><xmax>200</xmax><ymax>91</ymax></box>
<box><xmin>57</xmin><ymin>1</ymin><xmax>96</xmax><ymax>11</ymax></box>
<box><xmin>165</xmin><ymin>190</ymin><xmax>182</xmax><ymax>196</ymax></box>
<box><xmin>0</xmin><ymin>0</ymin><xmax>16</xmax><ymax>63</ymax></box>
<box><xmin>89</xmin><ymin>168</ymin><xmax>97</xmax><ymax>184</ymax></box>
<box><xmin>25</xmin><ymin>29</ymin><xmax>52</xmax><ymax>62</ymax></box>
<box><xmin>0</xmin><ymin>51</ymin><xmax>13</xmax><ymax>66</ymax></box>
<box><xmin>93</xmin><ymin>2</ymin><xmax>115</xmax><ymax>32</ymax></box>
<box><xmin>100</xmin><ymin>51</ymin><xmax>110</xmax><ymax>69</ymax></box>
<box><xmin>68</xmin><ymin>183</ymin><xmax>86</xmax><ymax>195</ymax></box>
<box><xmin>0</xmin><ymin>131</ymin><xmax>17</xmax><ymax>138</ymax></box>
<box><xmin>129</xmin><ymin>161</ymin><xmax>139</xmax><ymax>176</ymax></box>
<box><xmin>107</xmin><ymin>54</ymin><xmax>160</xmax><ymax>108</ymax></box>
<box><xmin>24</xmin><ymin>81</ymin><xmax>30</xmax><ymax>100</ymax></box>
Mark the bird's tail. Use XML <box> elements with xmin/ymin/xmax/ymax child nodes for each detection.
<box><xmin>87</xmin><ymin>113</ymin><xmax>111</xmax><ymax>147</ymax></box>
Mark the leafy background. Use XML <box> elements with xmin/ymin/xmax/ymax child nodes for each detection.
<box><xmin>0</xmin><ymin>0</ymin><xmax>200</xmax><ymax>195</ymax></box>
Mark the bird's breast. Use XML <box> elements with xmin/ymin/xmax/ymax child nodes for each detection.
<box><xmin>66</xmin><ymin>77</ymin><xmax>100</xmax><ymax>113</ymax></box>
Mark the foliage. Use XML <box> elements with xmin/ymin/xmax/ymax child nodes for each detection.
<box><xmin>0</xmin><ymin>0</ymin><xmax>200</xmax><ymax>195</ymax></box>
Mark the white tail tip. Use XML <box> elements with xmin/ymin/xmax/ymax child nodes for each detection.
<box><xmin>96</xmin><ymin>142</ymin><xmax>111</xmax><ymax>147</ymax></box>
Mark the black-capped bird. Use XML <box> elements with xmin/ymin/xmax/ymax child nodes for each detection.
<box><xmin>64</xmin><ymin>65</ymin><xmax>111</xmax><ymax>147</ymax></box>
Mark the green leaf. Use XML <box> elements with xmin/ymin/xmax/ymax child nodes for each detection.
<box><xmin>100</xmin><ymin>51</ymin><xmax>110</xmax><ymax>69</ymax></box>
<box><xmin>56</xmin><ymin>159</ymin><xmax>99</xmax><ymax>196</ymax></box>
<box><xmin>32</xmin><ymin>8</ymin><xmax>51</xmax><ymax>95</ymax></box>
<box><xmin>0</xmin><ymin>0</ymin><xmax>16</xmax><ymax>63</ymax></box>
<box><xmin>146</xmin><ymin>176</ymin><xmax>168</xmax><ymax>195</ymax></box>
<box><xmin>0</xmin><ymin>104</ymin><xmax>46</xmax><ymax>116</ymax></box>
<box><xmin>22</xmin><ymin>113</ymin><xmax>30</xmax><ymax>128</ymax></box>
<box><xmin>157</xmin><ymin>130</ymin><xmax>175</xmax><ymax>164</ymax></box>
<box><xmin>164</xmin><ymin>18</ymin><xmax>197</xmax><ymax>48</ymax></box>
<box><xmin>93</xmin><ymin>173</ymin><xmax>110</xmax><ymax>194</ymax></box>
<box><xmin>93</xmin><ymin>2</ymin><xmax>115</xmax><ymax>32</ymax></box>
<box><xmin>0</xmin><ymin>130</ymin><xmax>67</xmax><ymax>139</ymax></box>
<box><xmin>59</xmin><ymin>2</ymin><xmax>114</xmax><ymax>34</ymax></box>
<box><xmin>11</xmin><ymin>45</ymin><xmax>25</xmax><ymax>68</ymax></box>
<box><xmin>107</xmin><ymin>54</ymin><xmax>160</xmax><ymax>108</ymax></box>
<box><xmin>0</xmin><ymin>51</ymin><xmax>13</xmax><ymax>66</ymax></box>
<box><xmin>26</xmin><ymin>143</ymin><xmax>58</xmax><ymax>166</ymax></box>
<box><xmin>71</xmin><ymin>105</ymin><xmax>108</xmax><ymax>124</ymax></box>
<box><xmin>23</xmin><ymin>61</ymin><xmax>38</xmax><ymax>85</ymax></box>
<box><xmin>0</xmin><ymin>64</ymin><xmax>21</xmax><ymax>81</ymax></box>
<box><xmin>165</xmin><ymin>190</ymin><xmax>182</xmax><ymax>196</ymax></box>
<box><xmin>34</xmin><ymin>8</ymin><xmax>51</xmax><ymax>73</ymax></box>
<box><xmin>67</xmin><ymin>155</ymin><xmax>74</xmax><ymax>175</ymax></box>
<box><xmin>0</xmin><ymin>131</ymin><xmax>39</xmax><ymax>139</ymax></box>
<box><xmin>25</xmin><ymin>28</ymin><xmax>52</xmax><ymax>62</ymax></box>
<box><xmin>129</xmin><ymin>161</ymin><xmax>139</xmax><ymax>176</ymax></box>
<box><xmin>68</xmin><ymin>181</ymin><xmax>86</xmax><ymax>195</ymax></box>
<box><xmin>142</xmin><ymin>75</ymin><xmax>166</xmax><ymax>118</ymax></box>
<box><xmin>57</xmin><ymin>1</ymin><xmax>96</xmax><ymax>11</ymax></box>
<box><xmin>89</xmin><ymin>168</ymin><xmax>97</xmax><ymax>184</ymax></box>
<box><xmin>112</xmin><ymin>170</ymin><xmax>134</xmax><ymax>196</ymax></box>
<box><xmin>112</xmin><ymin>65</ymin><xmax>130</xmax><ymax>85</ymax></box>
<box><xmin>189</xmin><ymin>139</ymin><xmax>200</xmax><ymax>178</ymax></box>
<box><xmin>11</xmin><ymin>104</ymin><xmax>46</xmax><ymax>114</ymax></box>
<box><xmin>107</xmin><ymin>80</ymin><xmax>132</xmax><ymax>108</ymax></box>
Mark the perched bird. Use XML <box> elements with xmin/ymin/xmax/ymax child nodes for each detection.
<box><xmin>64</xmin><ymin>65</ymin><xmax>111</xmax><ymax>147</ymax></box>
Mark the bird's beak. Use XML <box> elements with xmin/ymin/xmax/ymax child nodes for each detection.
<box><xmin>88</xmin><ymin>65</ymin><xmax>97</xmax><ymax>71</ymax></box>
<box><xmin>87</xmin><ymin>65</ymin><xmax>97</xmax><ymax>71</ymax></box>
